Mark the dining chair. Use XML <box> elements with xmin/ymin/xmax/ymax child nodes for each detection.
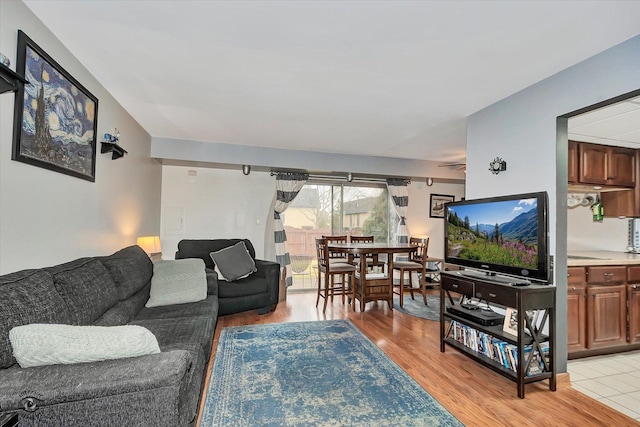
<box><xmin>349</xmin><ymin>235</ymin><xmax>385</xmax><ymax>273</ymax></box>
<box><xmin>323</xmin><ymin>235</ymin><xmax>349</xmax><ymax>264</ymax></box>
<box><xmin>392</xmin><ymin>237</ymin><xmax>429</xmax><ymax>307</ymax></box>
<box><xmin>315</xmin><ymin>238</ymin><xmax>356</xmax><ymax>313</ymax></box>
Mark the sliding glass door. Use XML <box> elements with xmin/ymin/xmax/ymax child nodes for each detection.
<box><xmin>284</xmin><ymin>182</ymin><xmax>393</xmax><ymax>291</ymax></box>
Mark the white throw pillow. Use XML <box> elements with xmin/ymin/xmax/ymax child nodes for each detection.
<box><xmin>146</xmin><ymin>258</ymin><xmax>207</xmax><ymax>308</ymax></box>
<box><xmin>9</xmin><ymin>324</ymin><xmax>160</xmax><ymax>368</ymax></box>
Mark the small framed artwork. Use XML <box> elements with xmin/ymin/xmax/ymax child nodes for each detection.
<box><xmin>12</xmin><ymin>30</ymin><xmax>98</xmax><ymax>182</ymax></box>
<box><xmin>503</xmin><ymin>308</ymin><xmax>538</xmax><ymax>336</ymax></box>
<box><xmin>429</xmin><ymin>194</ymin><xmax>455</xmax><ymax>218</ymax></box>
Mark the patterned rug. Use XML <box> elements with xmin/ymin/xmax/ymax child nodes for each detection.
<box><xmin>200</xmin><ymin>320</ymin><xmax>462</xmax><ymax>426</ymax></box>
<box><xmin>393</xmin><ymin>293</ymin><xmax>442</xmax><ymax>321</ymax></box>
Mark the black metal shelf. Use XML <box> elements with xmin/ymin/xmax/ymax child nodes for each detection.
<box><xmin>100</xmin><ymin>142</ymin><xmax>127</xmax><ymax>159</ymax></box>
<box><xmin>0</xmin><ymin>63</ymin><xmax>28</xmax><ymax>94</ymax></box>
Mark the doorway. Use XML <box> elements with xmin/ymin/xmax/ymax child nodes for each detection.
<box><xmin>283</xmin><ymin>181</ymin><xmax>393</xmax><ymax>291</ymax></box>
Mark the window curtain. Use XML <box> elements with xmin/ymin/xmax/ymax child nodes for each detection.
<box><xmin>274</xmin><ymin>172</ymin><xmax>309</xmax><ymax>287</ymax></box>
<box><xmin>387</xmin><ymin>179</ymin><xmax>409</xmax><ymax>243</ymax></box>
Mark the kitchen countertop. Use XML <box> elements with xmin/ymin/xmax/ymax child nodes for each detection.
<box><xmin>567</xmin><ymin>250</ymin><xmax>640</xmax><ymax>266</ymax></box>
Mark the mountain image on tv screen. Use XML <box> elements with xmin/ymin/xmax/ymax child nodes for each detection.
<box><xmin>447</xmin><ymin>198</ymin><xmax>538</xmax><ymax>269</ymax></box>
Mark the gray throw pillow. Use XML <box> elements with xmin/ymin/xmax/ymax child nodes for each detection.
<box><xmin>209</xmin><ymin>241</ymin><xmax>257</xmax><ymax>282</ymax></box>
<box><xmin>146</xmin><ymin>259</ymin><xmax>207</xmax><ymax>308</ymax></box>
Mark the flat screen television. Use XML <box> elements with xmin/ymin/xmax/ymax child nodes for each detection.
<box><xmin>444</xmin><ymin>191</ymin><xmax>549</xmax><ymax>283</ymax></box>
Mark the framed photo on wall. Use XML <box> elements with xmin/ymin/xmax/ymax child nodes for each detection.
<box><xmin>12</xmin><ymin>30</ymin><xmax>98</xmax><ymax>182</ymax></box>
<box><xmin>429</xmin><ymin>194</ymin><xmax>454</xmax><ymax>218</ymax></box>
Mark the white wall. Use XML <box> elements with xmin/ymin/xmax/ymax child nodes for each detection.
<box><xmin>567</xmin><ymin>207</ymin><xmax>628</xmax><ymax>251</ymax></box>
<box><xmin>466</xmin><ymin>35</ymin><xmax>640</xmax><ymax>372</ymax></box>
<box><xmin>161</xmin><ymin>165</ymin><xmax>465</xmax><ymax>261</ymax></box>
<box><xmin>407</xmin><ymin>180</ymin><xmax>465</xmax><ymax>260</ymax></box>
<box><xmin>160</xmin><ymin>166</ymin><xmax>275</xmax><ymax>259</ymax></box>
<box><xmin>0</xmin><ymin>1</ymin><xmax>161</xmax><ymax>274</ymax></box>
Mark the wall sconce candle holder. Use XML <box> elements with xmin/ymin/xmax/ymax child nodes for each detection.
<box><xmin>489</xmin><ymin>157</ymin><xmax>507</xmax><ymax>175</ymax></box>
<box><xmin>100</xmin><ymin>128</ymin><xmax>127</xmax><ymax>159</ymax></box>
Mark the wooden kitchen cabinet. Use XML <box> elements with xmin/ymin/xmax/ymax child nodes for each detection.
<box><xmin>578</xmin><ymin>143</ymin><xmax>635</xmax><ymax>187</ymax></box>
<box><xmin>567</xmin><ymin>267</ymin><xmax>587</xmax><ymax>352</ymax></box>
<box><xmin>586</xmin><ymin>266</ymin><xmax>627</xmax><ymax>351</ymax></box>
<box><xmin>626</xmin><ymin>266</ymin><xmax>640</xmax><ymax>345</ymax></box>
<box><xmin>568</xmin><ymin>141</ymin><xmax>578</xmax><ymax>184</ymax></box>
<box><xmin>629</xmin><ymin>284</ymin><xmax>640</xmax><ymax>344</ymax></box>
<box><xmin>586</xmin><ymin>284</ymin><xmax>627</xmax><ymax>349</ymax></box>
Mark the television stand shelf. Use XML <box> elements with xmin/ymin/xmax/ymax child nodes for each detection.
<box><xmin>440</xmin><ymin>271</ymin><xmax>556</xmax><ymax>398</ymax></box>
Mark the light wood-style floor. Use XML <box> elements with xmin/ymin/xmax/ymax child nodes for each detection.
<box><xmin>197</xmin><ymin>291</ymin><xmax>639</xmax><ymax>426</ymax></box>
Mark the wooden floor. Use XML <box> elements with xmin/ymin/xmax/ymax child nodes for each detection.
<box><xmin>197</xmin><ymin>291</ymin><xmax>639</xmax><ymax>426</ymax></box>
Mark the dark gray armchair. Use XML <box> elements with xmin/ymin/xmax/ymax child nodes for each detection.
<box><xmin>175</xmin><ymin>239</ymin><xmax>280</xmax><ymax>316</ymax></box>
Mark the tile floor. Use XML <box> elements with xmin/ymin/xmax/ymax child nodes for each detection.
<box><xmin>568</xmin><ymin>350</ymin><xmax>640</xmax><ymax>421</ymax></box>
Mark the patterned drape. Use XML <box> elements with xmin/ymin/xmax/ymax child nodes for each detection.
<box><xmin>274</xmin><ymin>172</ymin><xmax>309</xmax><ymax>287</ymax></box>
<box><xmin>387</xmin><ymin>179</ymin><xmax>409</xmax><ymax>244</ymax></box>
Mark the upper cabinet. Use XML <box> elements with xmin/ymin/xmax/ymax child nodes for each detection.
<box><xmin>569</xmin><ymin>141</ymin><xmax>640</xmax><ymax>217</ymax></box>
<box><xmin>568</xmin><ymin>141</ymin><xmax>579</xmax><ymax>184</ymax></box>
<box><xmin>578</xmin><ymin>142</ymin><xmax>635</xmax><ymax>187</ymax></box>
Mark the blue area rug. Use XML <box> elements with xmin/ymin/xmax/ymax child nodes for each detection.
<box><xmin>393</xmin><ymin>293</ymin><xmax>442</xmax><ymax>321</ymax></box>
<box><xmin>200</xmin><ymin>320</ymin><xmax>462</xmax><ymax>426</ymax></box>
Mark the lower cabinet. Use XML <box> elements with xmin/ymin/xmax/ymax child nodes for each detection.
<box><xmin>567</xmin><ymin>264</ymin><xmax>640</xmax><ymax>357</ymax></box>
<box><xmin>586</xmin><ymin>284</ymin><xmax>627</xmax><ymax>349</ymax></box>
<box><xmin>629</xmin><ymin>284</ymin><xmax>640</xmax><ymax>344</ymax></box>
<box><xmin>567</xmin><ymin>268</ymin><xmax>587</xmax><ymax>352</ymax></box>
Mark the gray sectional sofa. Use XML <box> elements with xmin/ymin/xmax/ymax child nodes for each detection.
<box><xmin>0</xmin><ymin>245</ymin><xmax>218</xmax><ymax>426</ymax></box>
<box><xmin>175</xmin><ymin>239</ymin><xmax>280</xmax><ymax>316</ymax></box>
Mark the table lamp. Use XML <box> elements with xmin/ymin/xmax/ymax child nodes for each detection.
<box><xmin>137</xmin><ymin>235</ymin><xmax>162</xmax><ymax>261</ymax></box>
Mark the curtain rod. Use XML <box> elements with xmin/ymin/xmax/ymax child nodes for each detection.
<box><xmin>269</xmin><ymin>172</ymin><xmax>410</xmax><ymax>184</ymax></box>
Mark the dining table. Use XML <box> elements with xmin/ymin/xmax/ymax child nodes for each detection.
<box><xmin>327</xmin><ymin>242</ymin><xmax>418</xmax><ymax>311</ymax></box>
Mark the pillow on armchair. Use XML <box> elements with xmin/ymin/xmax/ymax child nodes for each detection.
<box><xmin>210</xmin><ymin>241</ymin><xmax>257</xmax><ymax>282</ymax></box>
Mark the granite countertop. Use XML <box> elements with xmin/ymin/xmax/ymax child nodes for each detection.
<box><xmin>567</xmin><ymin>250</ymin><xmax>640</xmax><ymax>266</ymax></box>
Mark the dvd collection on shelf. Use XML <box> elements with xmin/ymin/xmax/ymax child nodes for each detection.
<box><xmin>450</xmin><ymin>320</ymin><xmax>549</xmax><ymax>376</ymax></box>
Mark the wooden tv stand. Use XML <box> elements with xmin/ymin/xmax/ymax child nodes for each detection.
<box><xmin>440</xmin><ymin>271</ymin><xmax>556</xmax><ymax>398</ymax></box>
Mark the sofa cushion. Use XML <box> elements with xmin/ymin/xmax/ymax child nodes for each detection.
<box><xmin>9</xmin><ymin>324</ymin><xmax>160</xmax><ymax>368</ymax></box>
<box><xmin>94</xmin><ymin>283</ymin><xmax>151</xmax><ymax>326</ymax></box>
<box><xmin>146</xmin><ymin>259</ymin><xmax>207</xmax><ymax>308</ymax></box>
<box><xmin>101</xmin><ymin>245</ymin><xmax>153</xmax><ymax>300</ymax></box>
<box><xmin>217</xmin><ymin>275</ymin><xmax>268</xmax><ymax>298</ymax></box>
<box><xmin>0</xmin><ymin>270</ymin><xmax>72</xmax><ymax>369</ymax></box>
<box><xmin>131</xmin><ymin>316</ymin><xmax>215</xmax><ymax>360</ymax></box>
<box><xmin>209</xmin><ymin>241</ymin><xmax>257</xmax><ymax>282</ymax></box>
<box><xmin>50</xmin><ymin>258</ymin><xmax>120</xmax><ymax>325</ymax></box>
<box><xmin>136</xmin><ymin>295</ymin><xmax>218</xmax><ymax>322</ymax></box>
<box><xmin>176</xmin><ymin>239</ymin><xmax>256</xmax><ymax>270</ymax></box>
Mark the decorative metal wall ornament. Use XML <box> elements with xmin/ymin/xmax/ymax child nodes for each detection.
<box><xmin>489</xmin><ymin>157</ymin><xmax>507</xmax><ymax>175</ymax></box>
<box><xmin>12</xmin><ymin>31</ymin><xmax>98</xmax><ymax>181</ymax></box>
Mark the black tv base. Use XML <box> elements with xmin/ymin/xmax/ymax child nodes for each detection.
<box><xmin>440</xmin><ymin>271</ymin><xmax>556</xmax><ymax>398</ymax></box>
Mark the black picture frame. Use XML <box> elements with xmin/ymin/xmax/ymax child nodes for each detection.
<box><xmin>430</xmin><ymin>194</ymin><xmax>455</xmax><ymax>218</ymax></box>
<box><xmin>12</xmin><ymin>30</ymin><xmax>98</xmax><ymax>182</ymax></box>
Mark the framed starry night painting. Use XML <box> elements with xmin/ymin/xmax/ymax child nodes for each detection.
<box><xmin>12</xmin><ymin>30</ymin><xmax>98</xmax><ymax>182</ymax></box>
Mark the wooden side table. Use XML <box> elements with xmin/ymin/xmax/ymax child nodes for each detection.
<box><xmin>0</xmin><ymin>412</ymin><xmax>17</xmax><ymax>427</ymax></box>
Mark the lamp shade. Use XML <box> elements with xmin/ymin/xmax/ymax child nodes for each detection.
<box><xmin>137</xmin><ymin>236</ymin><xmax>162</xmax><ymax>255</ymax></box>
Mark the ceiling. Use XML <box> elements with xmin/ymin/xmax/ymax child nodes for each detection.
<box><xmin>22</xmin><ymin>1</ymin><xmax>640</xmax><ymax>164</ymax></box>
<box><xmin>568</xmin><ymin>94</ymin><xmax>640</xmax><ymax>148</ymax></box>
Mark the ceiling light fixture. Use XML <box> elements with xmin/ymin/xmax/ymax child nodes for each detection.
<box><xmin>426</xmin><ymin>177</ymin><xmax>434</xmax><ymax>186</ymax></box>
<box><xmin>242</xmin><ymin>165</ymin><xmax>251</xmax><ymax>175</ymax></box>
<box><xmin>347</xmin><ymin>172</ymin><xmax>353</xmax><ymax>182</ymax></box>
